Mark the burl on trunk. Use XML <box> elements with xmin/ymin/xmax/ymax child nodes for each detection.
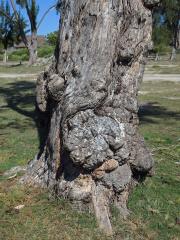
<box><xmin>22</xmin><ymin>0</ymin><xmax>159</xmax><ymax>235</ymax></box>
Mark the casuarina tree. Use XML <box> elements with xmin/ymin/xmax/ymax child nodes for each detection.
<box><xmin>162</xmin><ymin>0</ymin><xmax>180</xmax><ymax>60</ymax></box>
<box><xmin>0</xmin><ymin>0</ymin><xmax>14</xmax><ymax>62</ymax></box>
<box><xmin>0</xmin><ymin>0</ymin><xmax>57</xmax><ymax>65</ymax></box>
<box><xmin>0</xmin><ymin>0</ymin><xmax>22</xmax><ymax>62</ymax></box>
<box><xmin>14</xmin><ymin>0</ymin><xmax>39</xmax><ymax>64</ymax></box>
<box><xmin>22</xmin><ymin>0</ymin><xmax>160</xmax><ymax>235</ymax></box>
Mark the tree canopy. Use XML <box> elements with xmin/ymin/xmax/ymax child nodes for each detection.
<box><xmin>152</xmin><ymin>0</ymin><xmax>180</xmax><ymax>54</ymax></box>
<box><xmin>46</xmin><ymin>31</ymin><xmax>58</xmax><ymax>46</ymax></box>
<box><xmin>0</xmin><ymin>0</ymin><xmax>14</xmax><ymax>50</ymax></box>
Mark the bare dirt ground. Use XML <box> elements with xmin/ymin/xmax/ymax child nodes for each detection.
<box><xmin>0</xmin><ymin>73</ymin><xmax>179</xmax><ymax>82</ymax></box>
<box><xmin>143</xmin><ymin>74</ymin><xmax>180</xmax><ymax>82</ymax></box>
<box><xmin>0</xmin><ymin>60</ymin><xmax>179</xmax><ymax>81</ymax></box>
<box><xmin>0</xmin><ymin>73</ymin><xmax>38</xmax><ymax>79</ymax></box>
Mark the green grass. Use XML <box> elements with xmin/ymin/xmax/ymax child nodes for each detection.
<box><xmin>0</xmin><ymin>183</ymin><xmax>104</xmax><ymax>240</ymax></box>
<box><xmin>0</xmin><ymin>70</ymin><xmax>180</xmax><ymax>239</ymax></box>
<box><xmin>38</xmin><ymin>45</ymin><xmax>54</xmax><ymax>58</ymax></box>
<box><xmin>0</xmin><ymin>45</ymin><xmax>55</xmax><ymax>62</ymax></box>
<box><xmin>146</xmin><ymin>64</ymin><xmax>180</xmax><ymax>74</ymax></box>
<box><xmin>0</xmin><ymin>78</ymin><xmax>38</xmax><ymax>173</ymax></box>
<box><xmin>128</xmin><ymin>81</ymin><xmax>180</xmax><ymax>239</ymax></box>
<box><xmin>145</xmin><ymin>55</ymin><xmax>180</xmax><ymax>74</ymax></box>
<box><xmin>8</xmin><ymin>49</ymin><xmax>29</xmax><ymax>61</ymax></box>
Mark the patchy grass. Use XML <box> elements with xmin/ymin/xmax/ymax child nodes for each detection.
<box><xmin>0</xmin><ymin>181</ymin><xmax>104</xmax><ymax>240</ymax></box>
<box><xmin>0</xmin><ymin>78</ymin><xmax>38</xmax><ymax>173</ymax></box>
<box><xmin>0</xmin><ymin>70</ymin><xmax>180</xmax><ymax>239</ymax></box>
<box><xmin>0</xmin><ymin>64</ymin><xmax>44</xmax><ymax>74</ymax></box>
<box><xmin>146</xmin><ymin>64</ymin><xmax>180</xmax><ymax>74</ymax></box>
<box><xmin>145</xmin><ymin>57</ymin><xmax>180</xmax><ymax>74</ymax></box>
<box><xmin>0</xmin><ymin>45</ymin><xmax>55</xmax><ymax>62</ymax></box>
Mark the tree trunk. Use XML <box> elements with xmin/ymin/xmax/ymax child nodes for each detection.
<box><xmin>3</xmin><ymin>49</ymin><xmax>7</xmax><ymax>63</ymax></box>
<box><xmin>22</xmin><ymin>0</ymin><xmax>159</xmax><ymax>235</ymax></box>
<box><xmin>155</xmin><ymin>52</ymin><xmax>159</xmax><ymax>61</ymax></box>
<box><xmin>28</xmin><ymin>31</ymin><xmax>38</xmax><ymax>65</ymax></box>
<box><xmin>170</xmin><ymin>46</ymin><xmax>176</xmax><ymax>61</ymax></box>
<box><xmin>177</xmin><ymin>26</ymin><xmax>180</xmax><ymax>50</ymax></box>
<box><xmin>170</xmin><ymin>23</ymin><xmax>180</xmax><ymax>61</ymax></box>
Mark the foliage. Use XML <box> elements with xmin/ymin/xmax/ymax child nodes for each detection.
<box><xmin>0</xmin><ymin>0</ymin><xmax>57</xmax><ymax>64</ymax></box>
<box><xmin>0</xmin><ymin>0</ymin><xmax>27</xmax><ymax>62</ymax></box>
<box><xmin>162</xmin><ymin>0</ymin><xmax>180</xmax><ymax>48</ymax></box>
<box><xmin>0</xmin><ymin>0</ymin><xmax>14</xmax><ymax>50</ymax></box>
<box><xmin>6</xmin><ymin>45</ymin><xmax>54</xmax><ymax>61</ymax></box>
<box><xmin>8</xmin><ymin>48</ymin><xmax>29</xmax><ymax>61</ymax></box>
<box><xmin>152</xmin><ymin>25</ymin><xmax>171</xmax><ymax>53</ymax></box>
<box><xmin>16</xmin><ymin>0</ymin><xmax>39</xmax><ymax>32</ymax></box>
<box><xmin>46</xmin><ymin>31</ymin><xmax>58</xmax><ymax>46</ymax></box>
<box><xmin>152</xmin><ymin>0</ymin><xmax>180</xmax><ymax>52</ymax></box>
<box><xmin>37</xmin><ymin>45</ymin><xmax>54</xmax><ymax>58</ymax></box>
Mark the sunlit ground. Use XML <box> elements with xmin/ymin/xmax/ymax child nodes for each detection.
<box><xmin>0</xmin><ymin>62</ymin><xmax>179</xmax><ymax>240</ymax></box>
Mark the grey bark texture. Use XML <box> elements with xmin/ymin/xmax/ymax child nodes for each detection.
<box><xmin>28</xmin><ymin>30</ymin><xmax>38</xmax><ymax>65</ymax></box>
<box><xmin>22</xmin><ymin>0</ymin><xmax>159</xmax><ymax>235</ymax></box>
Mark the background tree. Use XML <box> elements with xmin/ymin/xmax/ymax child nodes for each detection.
<box><xmin>0</xmin><ymin>0</ymin><xmax>57</xmax><ymax>65</ymax></box>
<box><xmin>152</xmin><ymin>0</ymin><xmax>180</xmax><ymax>60</ymax></box>
<box><xmin>46</xmin><ymin>31</ymin><xmax>58</xmax><ymax>46</ymax></box>
<box><xmin>152</xmin><ymin>8</ymin><xmax>171</xmax><ymax>60</ymax></box>
<box><xmin>10</xmin><ymin>0</ymin><xmax>39</xmax><ymax>65</ymax></box>
<box><xmin>161</xmin><ymin>0</ymin><xmax>180</xmax><ymax>60</ymax></box>
<box><xmin>22</xmin><ymin>0</ymin><xmax>160</xmax><ymax>235</ymax></box>
<box><xmin>0</xmin><ymin>0</ymin><xmax>14</xmax><ymax>62</ymax></box>
<box><xmin>0</xmin><ymin>0</ymin><xmax>27</xmax><ymax>63</ymax></box>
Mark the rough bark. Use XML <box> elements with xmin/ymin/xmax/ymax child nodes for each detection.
<box><xmin>22</xmin><ymin>0</ymin><xmax>159</xmax><ymax>235</ymax></box>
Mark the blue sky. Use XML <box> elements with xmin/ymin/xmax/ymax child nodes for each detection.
<box><xmin>36</xmin><ymin>0</ymin><xmax>60</xmax><ymax>35</ymax></box>
<box><xmin>14</xmin><ymin>0</ymin><xmax>60</xmax><ymax>36</ymax></box>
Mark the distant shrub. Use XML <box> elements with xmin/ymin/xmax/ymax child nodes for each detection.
<box><xmin>38</xmin><ymin>45</ymin><xmax>54</xmax><ymax>58</ymax></box>
<box><xmin>8</xmin><ymin>49</ymin><xmax>29</xmax><ymax>61</ymax></box>
<box><xmin>47</xmin><ymin>31</ymin><xmax>58</xmax><ymax>46</ymax></box>
<box><xmin>7</xmin><ymin>45</ymin><xmax>54</xmax><ymax>61</ymax></box>
<box><xmin>154</xmin><ymin>45</ymin><xmax>171</xmax><ymax>54</ymax></box>
<box><xmin>152</xmin><ymin>26</ymin><xmax>171</xmax><ymax>54</ymax></box>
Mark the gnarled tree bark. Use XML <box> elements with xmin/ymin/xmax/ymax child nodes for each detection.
<box><xmin>22</xmin><ymin>0</ymin><xmax>159</xmax><ymax>235</ymax></box>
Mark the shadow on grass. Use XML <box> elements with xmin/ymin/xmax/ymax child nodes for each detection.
<box><xmin>0</xmin><ymin>80</ymin><xmax>49</xmax><ymax>152</ymax></box>
<box><xmin>138</xmin><ymin>102</ymin><xmax>180</xmax><ymax>124</ymax></box>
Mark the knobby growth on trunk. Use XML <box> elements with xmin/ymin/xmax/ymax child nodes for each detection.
<box><xmin>22</xmin><ymin>0</ymin><xmax>159</xmax><ymax>235</ymax></box>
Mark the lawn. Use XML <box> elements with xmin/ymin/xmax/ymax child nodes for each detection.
<box><xmin>145</xmin><ymin>54</ymin><xmax>180</xmax><ymax>74</ymax></box>
<box><xmin>0</xmin><ymin>64</ymin><xmax>44</xmax><ymax>74</ymax></box>
<box><xmin>0</xmin><ymin>65</ymin><xmax>180</xmax><ymax>240</ymax></box>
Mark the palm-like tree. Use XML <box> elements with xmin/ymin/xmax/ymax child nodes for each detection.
<box><xmin>14</xmin><ymin>0</ymin><xmax>39</xmax><ymax>65</ymax></box>
<box><xmin>162</xmin><ymin>0</ymin><xmax>180</xmax><ymax>60</ymax></box>
<box><xmin>0</xmin><ymin>0</ymin><xmax>57</xmax><ymax>65</ymax></box>
<box><xmin>0</xmin><ymin>0</ymin><xmax>27</xmax><ymax>62</ymax></box>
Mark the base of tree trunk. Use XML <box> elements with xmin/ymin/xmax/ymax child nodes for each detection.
<box><xmin>28</xmin><ymin>49</ymin><xmax>37</xmax><ymax>65</ymax></box>
<box><xmin>21</xmin><ymin>109</ymin><xmax>153</xmax><ymax>235</ymax></box>
<box><xmin>3</xmin><ymin>50</ymin><xmax>8</xmax><ymax>63</ymax></box>
<box><xmin>28</xmin><ymin>31</ymin><xmax>38</xmax><ymax>65</ymax></box>
<box><xmin>21</xmin><ymin>0</ymin><xmax>159</xmax><ymax>235</ymax></box>
<box><xmin>170</xmin><ymin>47</ymin><xmax>176</xmax><ymax>61</ymax></box>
